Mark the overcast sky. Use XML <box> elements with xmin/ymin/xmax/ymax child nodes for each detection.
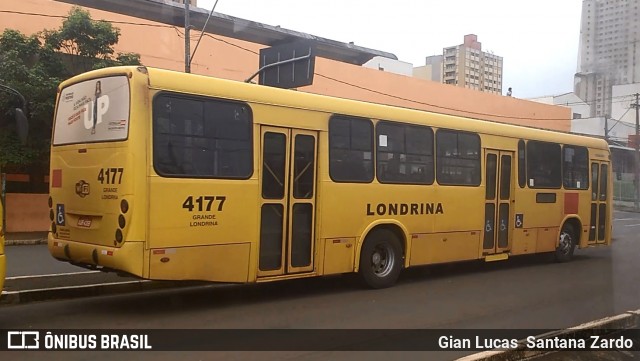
<box><xmin>197</xmin><ymin>0</ymin><xmax>582</xmax><ymax>99</ymax></box>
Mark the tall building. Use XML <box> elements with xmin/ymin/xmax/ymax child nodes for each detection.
<box><xmin>575</xmin><ymin>0</ymin><xmax>640</xmax><ymax>117</ymax></box>
<box><xmin>442</xmin><ymin>34</ymin><xmax>503</xmax><ymax>94</ymax></box>
<box><xmin>413</xmin><ymin>55</ymin><xmax>443</xmax><ymax>82</ymax></box>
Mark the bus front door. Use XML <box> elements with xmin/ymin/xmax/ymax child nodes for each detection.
<box><xmin>483</xmin><ymin>150</ymin><xmax>514</xmax><ymax>255</ymax></box>
<box><xmin>589</xmin><ymin>162</ymin><xmax>609</xmax><ymax>245</ymax></box>
<box><xmin>258</xmin><ymin>127</ymin><xmax>318</xmax><ymax>277</ymax></box>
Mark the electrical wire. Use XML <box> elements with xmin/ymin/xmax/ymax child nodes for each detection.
<box><xmin>3</xmin><ymin>9</ymin><xmax>637</xmax><ymax>123</ymax></box>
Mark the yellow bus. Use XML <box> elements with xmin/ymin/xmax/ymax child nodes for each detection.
<box><xmin>48</xmin><ymin>66</ymin><xmax>612</xmax><ymax>288</ymax></box>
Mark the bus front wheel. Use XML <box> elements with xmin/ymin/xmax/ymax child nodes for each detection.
<box><xmin>555</xmin><ymin>223</ymin><xmax>576</xmax><ymax>262</ymax></box>
<box><xmin>359</xmin><ymin>229</ymin><xmax>403</xmax><ymax>289</ymax></box>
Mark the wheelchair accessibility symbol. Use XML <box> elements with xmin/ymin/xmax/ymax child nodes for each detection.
<box><xmin>56</xmin><ymin>204</ymin><xmax>66</xmax><ymax>226</ymax></box>
<box><xmin>500</xmin><ymin>219</ymin><xmax>507</xmax><ymax>232</ymax></box>
<box><xmin>485</xmin><ymin>220</ymin><xmax>493</xmax><ymax>233</ymax></box>
<box><xmin>515</xmin><ymin>213</ymin><xmax>524</xmax><ymax>228</ymax></box>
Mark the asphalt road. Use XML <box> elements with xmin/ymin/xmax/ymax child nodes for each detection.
<box><xmin>0</xmin><ymin>210</ymin><xmax>639</xmax><ymax>361</ymax></box>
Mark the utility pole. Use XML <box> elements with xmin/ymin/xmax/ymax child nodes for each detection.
<box><xmin>604</xmin><ymin>114</ymin><xmax>609</xmax><ymax>142</ymax></box>
<box><xmin>633</xmin><ymin>93</ymin><xmax>640</xmax><ymax>211</ymax></box>
<box><xmin>184</xmin><ymin>0</ymin><xmax>191</xmax><ymax>73</ymax></box>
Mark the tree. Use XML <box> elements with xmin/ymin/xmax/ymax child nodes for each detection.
<box><xmin>0</xmin><ymin>29</ymin><xmax>63</xmax><ymax>174</ymax></box>
<box><xmin>0</xmin><ymin>6</ymin><xmax>141</xmax><ymax>190</ymax></box>
<box><xmin>43</xmin><ymin>7</ymin><xmax>141</xmax><ymax>74</ymax></box>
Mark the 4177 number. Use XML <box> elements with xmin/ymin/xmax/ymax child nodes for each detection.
<box><xmin>182</xmin><ymin>196</ymin><xmax>226</xmax><ymax>212</ymax></box>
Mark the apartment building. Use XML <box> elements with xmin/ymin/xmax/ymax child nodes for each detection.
<box><xmin>575</xmin><ymin>0</ymin><xmax>640</xmax><ymax>117</ymax></box>
<box><xmin>442</xmin><ymin>34</ymin><xmax>503</xmax><ymax>95</ymax></box>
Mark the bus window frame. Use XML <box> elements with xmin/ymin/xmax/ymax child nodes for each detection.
<box><xmin>526</xmin><ymin>140</ymin><xmax>562</xmax><ymax>189</ymax></box>
<box><xmin>375</xmin><ymin>120</ymin><xmax>435</xmax><ymax>185</ymax></box>
<box><xmin>151</xmin><ymin>91</ymin><xmax>254</xmax><ymax>180</ymax></box>
<box><xmin>52</xmin><ymin>74</ymin><xmax>132</xmax><ymax>147</ymax></box>
<box><xmin>328</xmin><ymin>115</ymin><xmax>375</xmax><ymax>184</ymax></box>
<box><xmin>435</xmin><ymin>129</ymin><xmax>481</xmax><ymax>187</ymax></box>
<box><xmin>562</xmin><ymin>144</ymin><xmax>589</xmax><ymax>190</ymax></box>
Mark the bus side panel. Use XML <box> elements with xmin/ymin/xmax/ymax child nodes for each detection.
<box><xmin>149</xmin><ymin>243</ymin><xmax>250</xmax><ymax>282</ymax></box>
<box><xmin>409</xmin><ymin>231</ymin><xmax>480</xmax><ymax>266</ymax></box>
<box><xmin>146</xmin><ymin>178</ymin><xmax>258</xmax><ymax>281</ymax></box>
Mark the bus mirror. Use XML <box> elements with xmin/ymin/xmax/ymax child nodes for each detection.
<box><xmin>15</xmin><ymin>107</ymin><xmax>28</xmax><ymax>145</ymax></box>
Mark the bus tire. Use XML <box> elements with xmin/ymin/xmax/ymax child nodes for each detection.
<box><xmin>359</xmin><ymin>229</ymin><xmax>403</xmax><ymax>289</ymax></box>
<box><xmin>554</xmin><ymin>223</ymin><xmax>576</xmax><ymax>262</ymax></box>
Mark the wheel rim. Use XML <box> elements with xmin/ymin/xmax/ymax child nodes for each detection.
<box><xmin>558</xmin><ymin>231</ymin><xmax>573</xmax><ymax>255</ymax></box>
<box><xmin>371</xmin><ymin>243</ymin><xmax>395</xmax><ymax>277</ymax></box>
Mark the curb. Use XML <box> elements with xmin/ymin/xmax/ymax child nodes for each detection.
<box><xmin>4</xmin><ymin>238</ymin><xmax>48</xmax><ymax>246</ymax></box>
<box><xmin>0</xmin><ymin>280</ymin><xmax>206</xmax><ymax>305</ymax></box>
<box><xmin>456</xmin><ymin>310</ymin><xmax>640</xmax><ymax>360</ymax></box>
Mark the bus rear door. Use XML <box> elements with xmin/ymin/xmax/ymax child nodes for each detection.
<box><xmin>258</xmin><ymin>127</ymin><xmax>318</xmax><ymax>277</ymax></box>
<box><xmin>589</xmin><ymin>162</ymin><xmax>609</xmax><ymax>244</ymax></box>
<box><xmin>483</xmin><ymin>150</ymin><xmax>514</xmax><ymax>257</ymax></box>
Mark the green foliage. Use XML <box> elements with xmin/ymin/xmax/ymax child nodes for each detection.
<box><xmin>0</xmin><ymin>29</ymin><xmax>62</xmax><ymax>169</ymax></box>
<box><xmin>0</xmin><ymin>6</ymin><xmax>142</xmax><ymax>174</ymax></box>
<box><xmin>43</xmin><ymin>7</ymin><xmax>141</xmax><ymax>74</ymax></box>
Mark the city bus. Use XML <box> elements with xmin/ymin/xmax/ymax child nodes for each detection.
<box><xmin>47</xmin><ymin>66</ymin><xmax>612</xmax><ymax>289</ymax></box>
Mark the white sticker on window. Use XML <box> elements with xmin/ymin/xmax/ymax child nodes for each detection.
<box><xmin>379</xmin><ymin>135</ymin><xmax>388</xmax><ymax>147</ymax></box>
<box><xmin>576</xmin><ymin>181</ymin><xmax>581</xmax><ymax>188</ymax></box>
<box><xmin>529</xmin><ymin>179</ymin><xmax>534</xmax><ymax>187</ymax></box>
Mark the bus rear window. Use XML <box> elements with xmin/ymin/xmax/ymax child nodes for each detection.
<box><xmin>53</xmin><ymin>76</ymin><xmax>130</xmax><ymax>145</ymax></box>
<box><xmin>152</xmin><ymin>94</ymin><xmax>252</xmax><ymax>178</ymax></box>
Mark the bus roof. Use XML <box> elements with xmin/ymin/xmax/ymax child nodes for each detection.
<box><xmin>60</xmin><ymin>66</ymin><xmax>609</xmax><ymax>151</ymax></box>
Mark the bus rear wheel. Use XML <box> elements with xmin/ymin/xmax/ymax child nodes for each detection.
<box><xmin>554</xmin><ymin>223</ymin><xmax>576</xmax><ymax>262</ymax></box>
<box><xmin>359</xmin><ymin>229</ymin><xmax>402</xmax><ymax>289</ymax></box>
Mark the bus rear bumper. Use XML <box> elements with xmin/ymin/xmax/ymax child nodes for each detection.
<box><xmin>48</xmin><ymin>236</ymin><xmax>145</xmax><ymax>278</ymax></box>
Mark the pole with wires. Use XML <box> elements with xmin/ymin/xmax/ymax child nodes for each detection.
<box><xmin>184</xmin><ymin>0</ymin><xmax>191</xmax><ymax>73</ymax></box>
<box><xmin>190</xmin><ymin>0</ymin><xmax>220</xmax><ymax>68</ymax></box>
<box><xmin>633</xmin><ymin>93</ymin><xmax>639</xmax><ymax>211</ymax></box>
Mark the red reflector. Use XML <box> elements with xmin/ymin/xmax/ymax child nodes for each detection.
<box><xmin>153</xmin><ymin>249</ymin><xmax>165</xmax><ymax>255</ymax></box>
<box><xmin>78</xmin><ymin>149</ymin><xmax>87</xmax><ymax>153</ymax></box>
<box><xmin>52</xmin><ymin>169</ymin><xmax>62</xmax><ymax>188</ymax></box>
<box><xmin>107</xmin><ymin>251</ymin><xmax>114</xmax><ymax>256</ymax></box>
<box><xmin>332</xmin><ymin>239</ymin><xmax>341</xmax><ymax>244</ymax></box>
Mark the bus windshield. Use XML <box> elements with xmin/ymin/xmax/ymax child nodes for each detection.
<box><xmin>53</xmin><ymin>75</ymin><xmax>130</xmax><ymax>146</ymax></box>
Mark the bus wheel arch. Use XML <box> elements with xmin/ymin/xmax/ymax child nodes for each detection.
<box><xmin>356</xmin><ymin>224</ymin><xmax>407</xmax><ymax>289</ymax></box>
<box><xmin>555</xmin><ymin>218</ymin><xmax>581</xmax><ymax>262</ymax></box>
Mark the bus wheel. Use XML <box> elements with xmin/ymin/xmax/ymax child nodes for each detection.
<box><xmin>359</xmin><ymin>229</ymin><xmax>402</xmax><ymax>289</ymax></box>
<box><xmin>555</xmin><ymin>223</ymin><xmax>576</xmax><ymax>262</ymax></box>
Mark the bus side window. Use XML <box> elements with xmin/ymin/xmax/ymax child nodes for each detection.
<box><xmin>329</xmin><ymin>116</ymin><xmax>374</xmax><ymax>183</ymax></box>
<box><xmin>563</xmin><ymin>145</ymin><xmax>589</xmax><ymax>190</ymax></box>
<box><xmin>527</xmin><ymin>141</ymin><xmax>561</xmax><ymax>189</ymax></box>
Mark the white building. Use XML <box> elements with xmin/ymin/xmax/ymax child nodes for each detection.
<box><xmin>363</xmin><ymin>56</ymin><xmax>413</xmax><ymax>76</ymax></box>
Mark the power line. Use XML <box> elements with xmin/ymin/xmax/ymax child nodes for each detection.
<box><xmin>0</xmin><ymin>9</ymin><xmax>605</xmax><ymax>122</ymax></box>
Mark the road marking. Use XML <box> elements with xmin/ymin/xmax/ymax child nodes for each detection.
<box><xmin>6</xmin><ymin>270</ymin><xmax>100</xmax><ymax>280</ymax></box>
<box><xmin>624</xmin><ymin>223</ymin><xmax>640</xmax><ymax>227</ymax></box>
<box><xmin>1</xmin><ymin>280</ymin><xmax>151</xmax><ymax>295</ymax></box>
<box><xmin>614</xmin><ymin>218</ymin><xmax>639</xmax><ymax>221</ymax></box>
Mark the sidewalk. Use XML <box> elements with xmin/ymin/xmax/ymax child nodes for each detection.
<box><xmin>3</xmin><ymin>231</ymin><xmax>49</xmax><ymax>246</ymax></box>
<box><xmin>614</xmin><ymin>200</ymin><xmax>640</xmax><ymax>213</ymax></box>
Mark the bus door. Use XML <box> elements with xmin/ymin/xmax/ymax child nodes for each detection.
<box><xmin>258</xmin><ymin>127</ymin><xmax>318</xmax><ymax>277</ymax></box>
<box><xmin>589</xmin><ymin>162</ymin><xmax>609</xmax><ymax>244</ymax></box>
<box><xmin>483</xmin><ymin>150</ymin><xmax>514</xmax><ymax>255</ymax></box>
